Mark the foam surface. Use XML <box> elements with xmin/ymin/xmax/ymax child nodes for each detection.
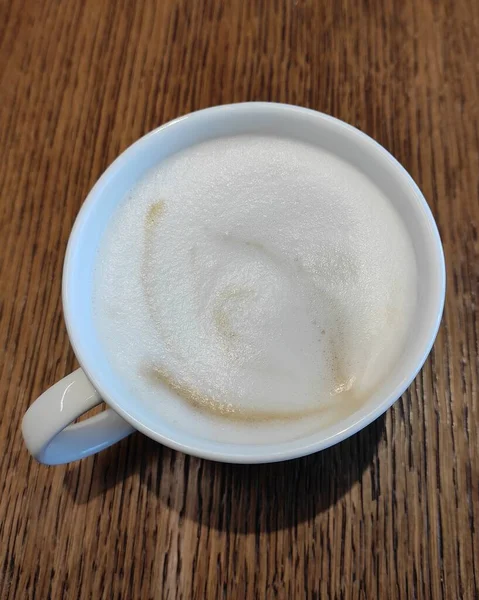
<box><xmin>93</xmin><ymin>135</ymin><xmax>417</xmax><ymax>442</ymax></box>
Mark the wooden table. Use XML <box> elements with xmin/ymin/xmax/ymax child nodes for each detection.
<box><xmin>1</xmin><ymin>0</ymin><xmax>478</xmax><ymax>598</ymax></box>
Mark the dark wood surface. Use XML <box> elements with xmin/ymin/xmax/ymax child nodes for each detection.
<box><xmin>1</xmin><ymin>0</ymin><xmax>478</xmax><ymax>598</ymax></box>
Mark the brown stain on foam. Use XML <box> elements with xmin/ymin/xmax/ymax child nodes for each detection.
<box><xmin>145</xmin><ymin>364</ymin><xmax>364</xmax><ymax>424</ymax></box>
<box><xmin>142</xmin><ymin>200</ymin><xmax>166</xmax><ymax>320</ymax></box>
<box><xmin>213</xmin><ymin>285</ymin><xmax>255</xmax><ymax>344</ymax></box>
<box><xmin>146</xmin><ymin>200</ymin><xmax>165</xmax><ymax>226</ymax></box>
<box><xmin>244</xmin><ymin>239</ymin><xmax>266</xmax><ymax>252</ymax></box>
<box><xmin>213</xmin><ymin>306</ymin><xmax>236</xmax><ymax>340</ymax></box>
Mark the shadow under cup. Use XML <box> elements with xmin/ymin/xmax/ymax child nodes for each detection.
<box><xmin>63</xmin><ymin>103</ymin><xmax>445</xmax><ymax>463</ymax></box>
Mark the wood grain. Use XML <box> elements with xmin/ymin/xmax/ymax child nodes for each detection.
<box><xmin>1</xmin><ymin>0</ymin><xmax>478</xmax><ymax>598</ymax></box>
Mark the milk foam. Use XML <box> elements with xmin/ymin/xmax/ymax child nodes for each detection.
<box><xmin>93</xmin><ymin>135</ymin><xmax>417</xmax><ymax>443</ymax></box>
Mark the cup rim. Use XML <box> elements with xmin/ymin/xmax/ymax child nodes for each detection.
<box><xmin>63</xmin><ymin>102</ymin><xmax>446</xmax><ymax>463</ymax></box>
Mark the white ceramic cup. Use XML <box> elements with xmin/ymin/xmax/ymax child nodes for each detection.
<box><xmin>22</xmin><ymin>103</ymin><xmax>446</xmax><ymax>465</ymax></box>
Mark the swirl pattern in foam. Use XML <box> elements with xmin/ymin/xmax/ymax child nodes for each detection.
<box><xmin>93</xmin><ymin>135</ymin><xmax>417</xmax><ymax>439</ymax></box>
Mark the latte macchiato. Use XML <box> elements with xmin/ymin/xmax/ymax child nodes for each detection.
<box><xmin>93</xmin><ymin>135</ymin><xmax>417</xmax><ymax>443</ymax></box>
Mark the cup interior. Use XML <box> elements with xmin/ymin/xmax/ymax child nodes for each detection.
<box><xmin>63</xmin><ymin>103</ymin><xmax>445</xmax><ymax>463</ymax></box>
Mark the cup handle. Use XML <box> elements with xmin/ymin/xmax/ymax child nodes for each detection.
<box><xmin>22</xmin><ymin>368</ymin><xmax>136</xmax><ymax>465</ymax></box>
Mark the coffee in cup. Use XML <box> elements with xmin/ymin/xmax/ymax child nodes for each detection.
<box><xmin>92</xmin><ymin>134</ymin><xmax>417</xmax><ymax>443</ymax></box>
